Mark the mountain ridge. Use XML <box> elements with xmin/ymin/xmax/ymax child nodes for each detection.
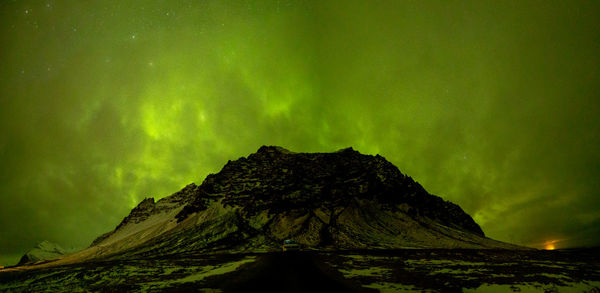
<box><xmin>88</xmin><ymin>146</ymin><xmax>518</xmax><ymax>258</ymax></box>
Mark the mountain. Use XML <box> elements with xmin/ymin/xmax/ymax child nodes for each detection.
<box><xmin>17</xmin><ymin>241</ymin><xmax>65</xmax><ymax>265</ymax></box>
<box><xmin>18</xmin><ymin>146</ymin><xmax>522</xmax><ymax>268</ymax></box>
<box><xmin>87</xmin><ymin>146</ymin><xmax>520</xmax><ymax>258</ymax></box>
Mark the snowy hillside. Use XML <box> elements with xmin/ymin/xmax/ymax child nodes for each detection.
<box><xmin>17</xmin><ymin>241</ymin><xmax>65</xmax><ymax>265</ymax></box>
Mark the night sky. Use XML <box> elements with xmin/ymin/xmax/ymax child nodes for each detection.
<box><xmin>1</xmin><ymin>1</ymin><xmax>600</xmax><ymax>265</ymax></box>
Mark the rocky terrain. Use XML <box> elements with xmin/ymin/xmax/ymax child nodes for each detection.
<box><xmin>1</xmin><ymin>249</ymin><xmax>599</xmax><ymax>292</ymax></box>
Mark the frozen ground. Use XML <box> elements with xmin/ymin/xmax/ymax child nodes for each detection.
<box><xmin>323</xmin><ymin>249</ymin><xmax>600</xmax><ymax>292</ymax></box>
<box><xmin>0</xmin><ymin>249</ymin><xmax>598</xmax><ymax>292</ymax></box>
<box><xmin>0</xmin><ymin>254</ymin><xmax>257</xmax><ymax>292</ymax></box>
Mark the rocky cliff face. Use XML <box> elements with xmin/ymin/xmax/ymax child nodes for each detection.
<box><xmin>178</xmin><ymin>146</ymin><xmax>483</xmax><ymax>236</ymax></box>
<box><xmin>82</xmin><ymin>146</ymin><xmax>521</xmax><ymax>261</ymax></box>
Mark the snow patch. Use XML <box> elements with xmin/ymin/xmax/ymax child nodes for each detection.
<box><xmin>463</xmin><ymin>281</ymin><xmax>600</xmax><ymax>293</ymax></box>
<box><xmin>338</xmin><ymin>267</ymin><xmax>392</xmax><ymax>279</ymax></box>
<box><xmin>140</xmin><ymin>256</ymin><xmax>256</xmax><ymax>290</ymax></box>
<box><xmin>363</xmin><ymin>282</ymin><xmax>434</xmax><ymax>292</ymax></box>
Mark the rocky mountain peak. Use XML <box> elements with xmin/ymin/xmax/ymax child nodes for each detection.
<box><xmin>335</xmin><ymin>146</ymin><xmax>358</xmax><ymax>153</ymax></box>
<box><xmin>175</xmin><ymin>146</ymin><xmax>484</xmax><ymax>237</ymax></box>
<box><xmin>83</xmin><ymin>145</ymin><xmax>515</xmax><ymax>259</ymax></box>
<box><xmin>115</xmin><ymin>197</ymin><xmax>156</xmax><ymax>228</ymax></box>
<box><xmin>256</xmin><ymin>145</ymin><xmax>295</xmax><ymax>154</ymax></box>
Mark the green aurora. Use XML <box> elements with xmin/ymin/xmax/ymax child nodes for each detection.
<box><xmin>1</xmin><ymin>1</ymin><xmax>599</xmax><ymax>265</ymax></box>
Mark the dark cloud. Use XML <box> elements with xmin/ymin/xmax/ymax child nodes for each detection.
<box><xmin>1</xmin><ymin>0</ymin><xmax>599</xmax><ymax>265</ymax></box>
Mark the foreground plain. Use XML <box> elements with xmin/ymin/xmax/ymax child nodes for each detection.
<box><xmin>1</xmin><ymin>249</ymin><xmax>599</xmax><ymax>292</ymax></box>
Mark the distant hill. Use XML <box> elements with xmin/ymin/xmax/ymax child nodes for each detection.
<box><xmin>17</xmin><ymin>241</ymin><xmax>65</xmax><ymax>265</ymax></box>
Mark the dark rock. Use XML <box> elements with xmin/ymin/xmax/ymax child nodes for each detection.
<box><xmin>179</xmin><ymin>145</ymin><xmax>483</xmax><ymax>236</ymax></box>
<box><xmin>115</xmin><ymin>197</ymin><xmax>156</xmax><ymax>229</ymax></box>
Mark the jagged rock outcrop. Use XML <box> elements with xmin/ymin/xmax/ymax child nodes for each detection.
<box><xmin>17</xmin><ymin>241</ymin><xmax>65</xmax><ymax>265</ymax></box>
<box><xmin>89</xmin><ymin>183</ymin><xmax>196</xmax><ymax>250</ymax></box>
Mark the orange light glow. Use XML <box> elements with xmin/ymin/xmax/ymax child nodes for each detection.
<box><xmin>544</xmin><ymin>240</ymin><xmax>557</xmax><ymax>250</ymax></box>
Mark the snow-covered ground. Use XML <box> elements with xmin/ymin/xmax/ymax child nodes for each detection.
<box><xmin>0</xmin><ymin>254</ymin><xmax>257</xmax><ymax>292</ymax></box>
<box><xmin>322</xmin><ymin>249</ymin><xmax>600</xmax><ymax>292</ymax></box>
<box><xmin>1</xmin><ymin>250</ymin><xmax>598</xmax><ymax>292</ymax></box>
